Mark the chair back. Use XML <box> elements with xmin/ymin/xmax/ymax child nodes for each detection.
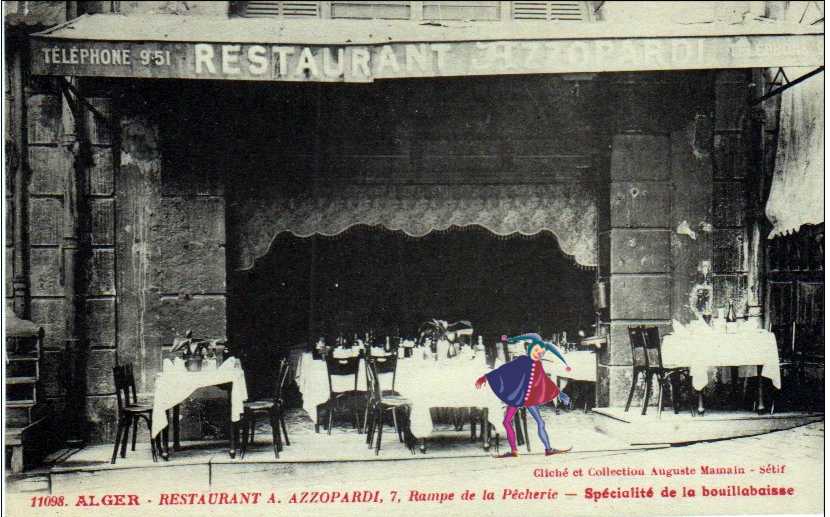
<box><xmin>273</xmin><ymin>357</ymin><xmax>292</xmax><ymax>401</ymax></box>
<box><xmin>371</xmin><ymin>354</ymin><xmax>398</xmax><ymax>392</ymax></box>
<box><xmin>640</xmin><ymin>326</ymin><xmax>664</xmax><ymax>369</ymax></box>
<box><xmin>365</xmin><ymin>359</ymin><xmax>382</xmax><ymax>404</ymax></box>
<box><xmin>112</xmin><ymin>363</ymin><xmax>139</xmax><ymax>412</ymax></box>
<box><xmin>628</xmin><ymin>327</ymin><xmax>648</xmax><ymax>368</ymax></box>
<box><xmin>324</xmin><ymin>355</ymin><xmax>360</xmax><ymax>396</ymax></box>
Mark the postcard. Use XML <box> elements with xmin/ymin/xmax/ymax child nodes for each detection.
<box><xmin>2</xmin><ymin>1</ymin><xmax>824</xmax><ymax>516</ymax></box>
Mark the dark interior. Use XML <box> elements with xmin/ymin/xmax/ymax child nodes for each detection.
<box><xmin>232</xmin><ymin>226</ymin><xmax>594</xmax><ymax>396</ymax></box>
<box><xmin>153</xmin><ymin>78</ymin><xmax>600</xmax><ymax>398</ymax></box>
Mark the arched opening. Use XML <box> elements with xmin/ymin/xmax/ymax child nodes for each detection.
<box><xmin>229</xmin><ymin>224</ymin><xmax>595</xmax><ymax>397</ymax></box>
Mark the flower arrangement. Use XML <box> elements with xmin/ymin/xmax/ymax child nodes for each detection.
<box><xmin>170</xmin><ymin>330</ymin><xmax>212</xmax><ymax>371</ymax></box>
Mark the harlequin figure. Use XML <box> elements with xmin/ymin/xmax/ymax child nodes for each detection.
<box><xmin>475</xmin><ymin>333</ymin><xmax>572</xmax><ymax>458</ymax></box>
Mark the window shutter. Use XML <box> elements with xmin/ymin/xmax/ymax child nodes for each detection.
<box><xmin>511</xmin><ymin>1</ymin><xmax>591</xmax><ymax>21</ymax></box>
<box><xmin>242</xmin><ymin>1</ymin><xmax>321</xmax><ymax>18</ymax></box>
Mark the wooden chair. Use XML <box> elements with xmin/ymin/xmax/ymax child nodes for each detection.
<box><xmin>361</xmin><ymin>353</ymin><xmax>399</xmax><ymax>431</ymax></box>
<box><xmin>624</xmin><ymin>326</ymin><xmax>649</xmax><ymax>414</ymax></box>
<box><xmin>364</xmin><ymin>359</ymin><xmax>413</xmax><ymax>455</ymax></box>
<box><xmin>625</xmin><ymin>326</ymin><xmax>692</xmax><ymax>417</ymax></box>
<box><xmin>111</xmin><ymin>364</ymin><xmax>157</xmax><ymax>464</ymax></box>
<box><xmin>316</xmin><ymin>355</ymin><xmax>362</xmax><ymax>434</ymax></box>
<box><xmin>643</xmin><ymin>326</ymin><xmax>693</xmax><ymax>417</ymax></box>
<box><xmin>240</xmin><ymin>358</ymin><xmax>291</xmax><ymax>459</ymax></box>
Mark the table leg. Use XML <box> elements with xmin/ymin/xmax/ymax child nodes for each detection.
<box><xmin>756</xmin><ymin>366</ymin><xmax>766</xmax><ymax>414</ymax></box>
<box><xmin>229</xmin><ymin>420</ymin><xmax>239</xmax><ymax>459</ymax></box>
<box><xmin>172</xmin><ymin>405</ymin><xmax>181</xmax><ymax>451</ymax></box>
<box><xmin>161</xmin><ymin>410</ymin><xmax>170</xmax><ymax>460</ymax></box>
<box><xmin>697</xmin><ymin>391</ymin><xmax>705</xmax><ymax>417</ymax></box>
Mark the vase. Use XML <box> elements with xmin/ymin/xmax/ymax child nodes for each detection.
<box><xmin>185</xmin><ymin>356</ymin><xmax>203</xmax><ymax>372</ymax></box>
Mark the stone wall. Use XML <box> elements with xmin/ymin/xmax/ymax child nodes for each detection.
<box><xmin>12</xmin><ymin>79</ymin><xmax>229</xmax><ymax>444</ymax></box>
<box><xmin>22</xmin><ymin>79</ymin><xmax>120</xmax><ymax>442</ymax></box>
<box><xmin>25</xmin><ymin>80</ymin><xmax>72</xmax><ymax>435</ymax></box>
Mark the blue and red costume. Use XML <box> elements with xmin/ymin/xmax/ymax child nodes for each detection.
<box><xmin>477</xmin><ymin>333</ymin><xmax>571</xmax><ymax>456</ymax></box>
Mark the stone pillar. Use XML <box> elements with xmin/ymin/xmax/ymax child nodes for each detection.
<box><xmin>116</xmin><ymin>88</ymin><xmax>227</xmax><ymax>442</ymax></box>
<box><xmin>81</xmin><ymin>93</ymin><xmax>118</xmax><ymax>444</ymax></box>
<box><xmin>597</xmin><ymin>72</ymin><xmax>715</xmax><ymax>408</ymax></box>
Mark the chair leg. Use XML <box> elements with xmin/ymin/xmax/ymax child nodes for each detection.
<box><xmin>145</xmin><ymin>417</ymin><xmax>157</xmax><ymax>463</ymax></box>
<box><xmin>362</xmin><ymin>401</ymin><xmax>370</xmax><ymax>433</ymax></box>
<box><xmin>670</xmin><ymin>376</ymin><xmax>681</xmax><ymax>415</ymax></box>
<box><xmin>240</xmin><ymin>418</ymin><xmax>249</xmax><ymax>459</ymax></box>
<box><xmin>392</xmin><ymin>408</ymin><xmax>402</xmax><ymax>443</ymax></box>
<box><xmin>375</xmin><ymin>409</ymin><xmax>383</xmax><ymax>456</ymax></box>
<box><xmin>276</xmin><ymin>415</ymin><xmax>284</xmax><ymax>453</ymax></box>
<box><xmin>131</xmin><ymin>417</ymin><xmax>139</xmax><ymax>451</ymax></box>
<box><xmin>111</xmin><ymin>418</ymin><xmax>125</xmax><ymax>464</ymax></box>
<box><xmin>641</xmin><ymin>372</ymin><xmax>653</xmax><ymax>416</ymax></box>
<box><xmin>120</xmin><ymin>417</ymin><xmax>132</xmax><ymax>458</ymax></box>
<box><xmin>624</xmin><ymin>369</ymin><xmax>639</xmax><ymax>412</ymax></box>
<box><xmin>280</xmin><ymin>413</ymin><xmax>290</xmax><ymax>446</ymax></box>
<box><xmin>657</xmin><ymin>377</ymin><xmax>664</xmax><ymax>419</ymax></box>
<box><xmin>365</xmin><ymin>406</ymin><xmax>375</xmax><ymax>447</ymax></box>
<box><xmin>271</xmin><ymin>414</ymin><xmax>282</xmax><ymax>459</ymax></box>
<box><xmin>514</xmin><ymin>413</ymin><xmax>525</xmax><ymax>447</ymax></box>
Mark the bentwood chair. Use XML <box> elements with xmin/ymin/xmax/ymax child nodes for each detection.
<box><xmin>361</xmin><ymin>353</ymin><xmax>399</xmax><ymax>431</ymax></box>
<box><xmin>240</xmin><ymin>358</ymin><xmax>291</xmax><ymax>459</ymax></box>
<box><xmin>316</xmin><ymin>355</ymin><xmax>362</xmax><ymax>434</ymax></box>
<box><xmin>364</xmin><ymin>359</ymin><xmax>414</xmax><ymax>454</ymax></box>
<box><xmin>624</xmin><ymin>326</ymin><xmax>649</xmax><ymax>414</ymax></box>
<box><xmin>642</xmin><ymin>326</ymin><xmax>692</xmax><ymax>417</ymax></box>
<box><xmin>625</xmin><ymin>326</ymin><xmax>692</xmax><ymax>417</ymax></box>
<box><xmin>111</xmin><ymin>364</ymin><xmax>158</xmax><ymax>464</ymax></box>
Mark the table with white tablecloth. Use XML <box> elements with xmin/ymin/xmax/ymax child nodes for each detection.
<box><xmin>152</xmin><ymin>359</ymin><xmax>248</xmax><ymax>458</ymax></box>
<box><xmin>661</xmin><ymin>328</ymin><xmax>780</xmax><ymax>413</ymax></box>
<box><xmin>297</xmin><ymin>344</ymin><xmax>593</xmax><ymax>446</ymax></box>
<box><xmin>297</xmin><ymin>347</ymin><xmax>393</xmax><ymax>417</ymax></box>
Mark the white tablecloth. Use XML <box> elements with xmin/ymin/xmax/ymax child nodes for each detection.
<box><xmin>151</xmin><ymin>363</ymin><xmax>248</xmax><ymax>438</ymax></box>
<box><xmin>661</xmin><ymin>329</ymin><xmax>781</xmax><ymax>391</ymax></box>
<box><xmin>397</xmin><ymin>353</ymin><xmax>504</xmax><ymax>438</ymax></box>
<box><xmin>546</xmin><ymin>350</ymin><xmax>597</xmax><ymax>382</ymax></box>
<box><xmin>297</xmin><ymin>348</ymin><xmax>592</xmax><ymax>439</ymax></box>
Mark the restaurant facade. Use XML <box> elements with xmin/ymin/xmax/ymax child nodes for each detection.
<box><xmin>3</xmin><ymin>0</ymin><xmax>824</xmax><ymax>457</ymax></box>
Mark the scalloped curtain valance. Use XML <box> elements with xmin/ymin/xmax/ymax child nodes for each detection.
<box><xmin>232</xmin><ymin>183</ymin><xmax>597</xmax><ymax>270</ymax></box>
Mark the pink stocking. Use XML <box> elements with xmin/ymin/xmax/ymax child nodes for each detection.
<box><xmin>503</xmin><ymin>406</ymin><xmax>519</xmax><ymax>451</ymax></box>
